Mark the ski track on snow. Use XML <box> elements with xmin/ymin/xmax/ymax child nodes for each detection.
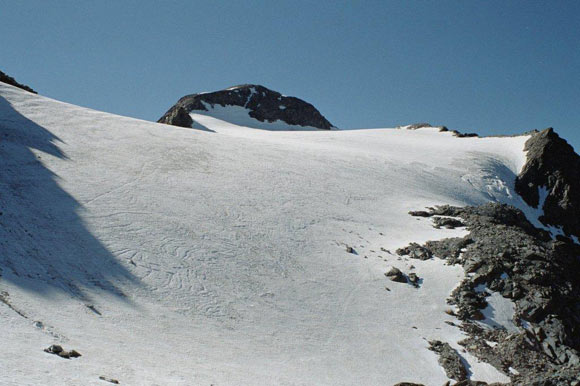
<box><xmin>0</xmin><ymin>83</ymin><xmax>526</xmax><ymax>385</ymax></box>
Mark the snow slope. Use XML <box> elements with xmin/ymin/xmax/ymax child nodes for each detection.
<box><xmin>0</xmin><ymin>82</ymin><xmax>532</xmax><ymax>385</ymax></box>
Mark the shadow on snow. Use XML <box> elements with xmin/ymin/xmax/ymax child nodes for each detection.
<box><xmin>0</xmin><ymin>96</ymin><xmax>138</xmax><ymax>301</ymax></box>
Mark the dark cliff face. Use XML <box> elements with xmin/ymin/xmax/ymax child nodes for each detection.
<box><xmin>158</xmin><ymin>84</ymin><xmax>334</xmax><ymax>130</ymax></box>
<box><xmin>515</xmin><ymin>128</ymin><xmax>580</xmax><ymax>238</ymax></box>
<box><xmin>0</xmin><ymin>70</ymin><xmax>36</xmax><ymax>94</ymax></box>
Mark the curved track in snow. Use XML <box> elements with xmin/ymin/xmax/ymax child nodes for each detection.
<box><xmin>0</xmin><ymin>83</ymin><xmax>530</xmax><ymax>385</ymax></box>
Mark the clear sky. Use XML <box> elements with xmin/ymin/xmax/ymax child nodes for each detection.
<box><xmin>2</xmin><ymin>1</ymin><xmax>579</xmax><ymax>150</ymax></box>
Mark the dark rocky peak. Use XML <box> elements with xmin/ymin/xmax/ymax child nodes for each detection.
<box><xmin>0</xmin><ymin>70</ymin><xmax>36</xmax><ymax>94</ymax></box>
<box><xmin>515</xmin><ymin>128</ymin><xmax>580</xmax><ymax>238</ymax></box>
<box><xmin>158</xmin><ymin>84</ymin><xmax>334</xmax><ymax>130</ymax></box>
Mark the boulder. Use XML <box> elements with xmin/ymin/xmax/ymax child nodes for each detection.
<box><xmin>385</xmin><ymin>267</ymin><xmax>406</xmax><ymax>283</ymax></box>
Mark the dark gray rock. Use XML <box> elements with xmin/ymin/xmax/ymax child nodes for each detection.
<box><xmin>385</xmin><ymin>267</ymin><xmax>406</xmax><ymax>283</ymax></box>
<box><xmin>396</xmin><ymin>242</ymin><xmax>433</xmax><ymax>260</ymax></box>
<box><xmin>406</xmin><ymin>123</ymin><xmax>433</xmax><ymax>130</ymax></box>
<box><xmin>407</xmin><ymin>272</ymin><xmax>421</xmax><ymax>288</ymax></box>
<box><xmin>432</xmin><ymin>217</ymin><xmax>465</xmax><ymax>229</ymax></box>
<box><xmin>406</xmin><ymin>203</ymin><xmax>580</xmax><ymax>384</ymax></box>
<box><xmin>99</xmin><ymin>376</ymin><xmax>120</xmax><ymax>384</ymax></box>
<box><xmin>45</xmin><ymin>344</ymin><xmax>63</xmax><ymax>354</ymax></box>
<box><xmin>44</xmin><ymin>344</ymin><xmax>81</xmax><ymax>359</ymax></box>
<box><xmin>408</xmin><ymin>210</ymin><xmax>431</xmax><ymax>217</ymax></box>
<box><xmin>158</xmin><ymin>84</ymin><xmax>334</xmax><ymax>130</ymax></box>
<box><xmin>453</xmin><ymin>131</ymin><xmax>479</xmax><ymax>138</ymax></box>
<box><xmin>392</xmin><ymin>383</ymin><xmax>425</xmax><ymax>386</ymax></box>
<box><xmin>395</xmin><ymin>243</ymin><xmax>433</xmax><ymax>260</ymax></box>
<box><xmin>424</xmin><ymin>237</ymin><xmax>473</xmax><ymax>264</ymax></box>
<box><xmin>0</xmin><ymin>70</ymin><xmax>36</xmax><ymax>93</ymax></box>
<box><xmin>515</xmin><ymin>128</ymin><xmax>580</xmax><ymax>239</ymax></box>
<box><xmin>428</xmin><ymin>340</ymin><xmax>468</xmax><ymax>381</ymax></box>
<box><xmin>158</xmin><ymin>106</ymin><xmax>193</xmax><ymax>128</ymax></box>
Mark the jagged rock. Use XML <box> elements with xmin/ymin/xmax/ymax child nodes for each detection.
<box><xmin>385</xmin><ymin>267</ymin><xmax>406</xmax><ymax>283</ymax></box>
<box><xmin>158</xmin><ymin>84</ymin><xmax>334</xmax><ymax>130</ymax></box>
<box><xmin>406</xmin><ymin>123</ymin><xmax>432</xmax><ymax>130</ymax></box>
<box><xmin>99</xmin><ymin>376</ymin><xmax>120</xmax><ymax>384</ymax></box>
<box><xmin>428</xmin><ymin>340</ymin><xmax>468</xmax><ymax>381</ymax></box>
<box><xmin>515</xmin><ymin>128</ymin><xmax>580</xmax><ymax>239</ymax></box>
<box><xmin>425</xmin><ymin>237</ymin><xmax>473</xmax><ymax>264</ymax></box>
<box><xmin>407</xmin><ymin>203</ymin><xmax>580</xmax><ymax>384</ymax></box>
<box><xmin>432</xmin><ymin>217</ymin><xmax>465</xmax><ymax>229</ymax></box>
<box><xmin>408</xmin><ymin>210</ymin><xmax>431</xmax><ymax>217</ymax></box>
<box><xmin>450</xmin><ymin>284</ymin><xmax>487</xmax><ymax>320</ymax></box>
<box><xmin>0</xmin><ymin>70</ymin><xmax>36</xmax><ymax>93</ymax></box>
<box><xmin>396</xmin><ymin>243</ymin><xmax>432</xmax><ymax>260</ymax></box>
<box><xmin>158</xmin><ymin>106</ymin><xmax>192</xmax><ymax>128</ymax></box>
<box><xmin>45</xmin><ymin>344</ymin><xmax>63</xmax><ymax>354</ymax></box>
<box><xmin>44</xmin><ymin>344</ymin><xmax>81</xmax><ymax>359</ymax></box>
<box><xmin>407</xmin><ymin>273</ymin><xmax>421</xmax><ymax>288</ymax></box>
<box><xmin>346</xmin><ymin>245</ymin><xmax>355</xmax><ymax>254</ymax></box>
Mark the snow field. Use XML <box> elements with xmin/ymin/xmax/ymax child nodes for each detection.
<box><xmin>0</xmin><ymin>82</ymin><xmax>528</xmax><ymax>385</ymax></box>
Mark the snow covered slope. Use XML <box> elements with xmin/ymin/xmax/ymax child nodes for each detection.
<box><xmin>0</xmin><ymin>82</ymin><xmax>532</xmax><ymax>385</ymax></box>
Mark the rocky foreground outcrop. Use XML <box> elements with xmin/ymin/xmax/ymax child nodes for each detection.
<box><xmin>158</xmin><ymin>84</ymin><xmax>334</xmax><ymax>130</ymax></box>
<box><xmin>402</xmin><ymin>204</ymin><xmax>580</xmax><ymax>385</ymax></box>
<box><xmin>515</xmin><ymin>128</ymin><xmax>580</xmax><ymax>239</ymax></box>
<box><xmin>0</xmin><ymin>70</ymin><xmax>36</xmax><ymax>94</ymax></box>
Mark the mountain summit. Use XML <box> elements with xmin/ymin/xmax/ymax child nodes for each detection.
<box><xmin>158</xmin><ymin>84</ymin><xmax>335</xmax><ymax>130</ymax></box>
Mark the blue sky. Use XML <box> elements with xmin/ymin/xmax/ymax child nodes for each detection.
<box><xmin>2</xmin><ymin>1</ymin><xmax>579</xmax><ymax>149</ymax></box>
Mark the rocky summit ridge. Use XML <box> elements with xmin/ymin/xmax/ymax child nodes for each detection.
<box><xmin>0</xmin><ymin>70</ymin><xmax>36</xmax><ymax>94</ymax></box>
<box><xmin>157</xmin><ymin>84</ymin><xmax>335</xmax><ymax>130</ymax></box>
<box><xmin>515</xmin><ymin>128</ymin><xmax>580</xmax><ymax>239</ymax></box>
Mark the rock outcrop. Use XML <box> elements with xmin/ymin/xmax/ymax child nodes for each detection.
<box><xmin>159</xmin><ymin>106</ymin><xmax>192</xmax><ymax>128</ymax></box>
<box><xmin>158</xmin><ymin>84</ymin><xmax>334</xmax><ymax>130</ymax></box>
<box><xmin>0</xmin><ymin>70</ymin><xmax>36</xmax><ymax>94</ymax></box>
<box><xmin>428</xmin><ymin>340</ymin><xmax>468</xmax><ymax>381</ymax></box>
<box><xmin>515</xmin><ymin>128</ymin><xmax>580</xmax><ymax>239</ymax></box>
<box><xmin>399</xmin><ymin>123</ymin><xmax>478</xmax><ymax>137</ymax></box>
<box><xmin>404</xmin><ymin>204</ymin><xmax>580</xmax><ymax>384</ymax></box>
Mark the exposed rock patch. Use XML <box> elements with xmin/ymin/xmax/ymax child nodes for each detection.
<box><xmin>407</xmin><ymin>203</ymin><xmax>580</xmax><ymax>384</ymax></box>
<box><xmin>0</xmin><ymin>70</ymin><xmax>36</xmax><ymax>93</ymax></box>
<box><xmin>428</xmin><ymin>340</ymin><xmax>468</xmax><ymax>381</ymax></box>
<box><xmin>396</xmin><ymin>242</ymin><xmax>432</xmax><ymax>260</ymax></box>
<box><xmin>158</xmin><ymin>84</ymin><xmax>334</xmax><ymax>130</ymax></box>
<box><xmin>44</xmin><ymin>344</ymin><xmax>81</xmax><ymax>359</ymax></box>
<box><xmin>159</xmin><ymin>106</ymin><xmax>192</xmax><ymax>128</ymax></box>
<box><xmin>99</xmin><ymin>376</ymin><xmax>120</xmax><ymax>384</ymax></box>
<box><xmin>384</xmin><ymin>266</ymin><xmax>421</xmax><ymax>287</ymax></box>
<box><xmin>385</xmin><ymin>267</ymin><xmax>406</xmax><ymax>283</ymax></box>
<box><xmin>432</xmin><ymin>217</ymin><xmax>465</xmax><ymax>229</ymax></box>
<box><xmin>406</xmin><ymin>122</ymin><xmax>435</xmax><ymax>130</ymax></box>
<box><xmin>515</xmin><ymin>128</ymin><xmax>580</xmax><ymax>239</ymax></box>
<box><xmin>400</xmin><ymin>123</ymin><xmax>478</xmax><ymax>137</ymax></box>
